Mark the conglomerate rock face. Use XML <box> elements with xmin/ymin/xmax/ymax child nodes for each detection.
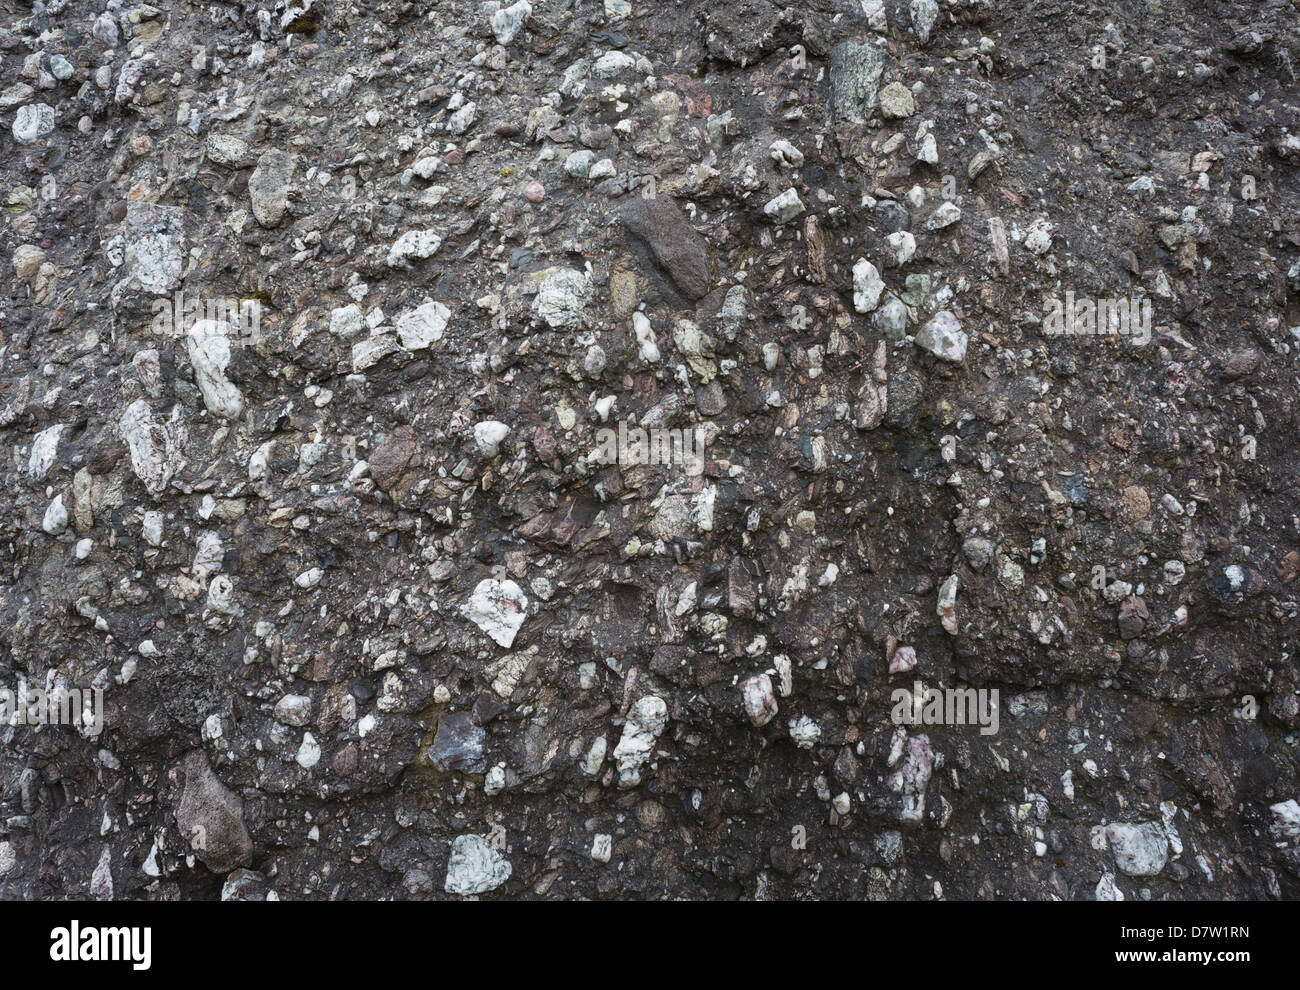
<box><xmin>1</xmin><ymin>0</ymin><xmax>1298</xmax><ymax>901</ymax></box>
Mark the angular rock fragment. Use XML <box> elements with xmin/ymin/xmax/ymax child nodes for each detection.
<box><xmin>12</xmin><ymin>104</ymin><xmax>54</xmax><ymax>144</ymax></box>
<box><xmin>1117</xmin><ymin>596</ymin><xmax>1148</xmax><ymax>639</ymax></box>
<box><xmin>445</xmin><ymin>834</ymin><xmax>511</xmax><ymax>895</ymax></box>
<box><xmin>926</xmin><ymin>201</ymin><xmax>962</xmax><ymax>230</ymax></box>
<box><xmin>763</xmin><ymin>188</ymin><xmax>804</xmax><ymax>224</ymax></box>
<box><xmin>395</xmin><ymin>301</ymin><xmax>450</xmax><ymax>350</ymax></box>
<box><xmin>856</xmin><ymin>340</ymin><xmax>889</xmax><ymax>429</ymax></box>
<box><xmin>119</xmin><ymin>400</ymin><xmax>186</xmax><ymax>497</ymax></box>
<box><xmin>386</xmin><ymin>229</ymin><xmax>442</xmax><ymax>268</ymax></box>
<box><xmin>28</xmin><ymin>424</ymin><xmax>63</xmax><ymax>481</ymax></box>
<box><xmin>853</xmin><ymin>259</ymin><xmax>885</xmax><ymax>313</ymax></box>
<box><xmin>1105</xmin><ymin>821</ymin><xmax>1168</xmax><ymax>877</ymax></box>
<box><xmin>428</xmin><ymin>713</ymin><xmax>487</xmax><ymax>773</ymax></box>
<box><xmin>474</xmin><ymin>421</ymin><xmax>511</xmax><ymax>456</ymax></box>
<box><xmin>490</xmin><ymin>0</ymin><xmax>532</xmax><ymax>45</ymax></box>
<box><xmin>910</xmin><ymin>0</ymin><xmax>939</xmax><ymax>44</ymax></box>
<box><xmin>368</xmin><ymin>426</ymin><xmax>416</xmax><ymax>490</ymax></box>
<box><xmin>1095</xmin><ymin>873</ymin><xmax>1125</xmax><ymax>901</ymax></box>
<box><xmin>532</xmin><ymin>268</ymin><xmax>593</xmax><ymax>328</ymax></box>
<box><xmin>889</xmin><ymin>732</ymin><xmax>934</xmax><ymax>823</ymax></box>
<box><xmin>889</xmin><ymin>645</ymin><xmax>917</xmax><ymax>674</ymax></box>
<box><xmin>274</xmin><ymin>695</ymin><xmax>312</xmax><ymax>727</ymax></box>
<box><xmin>174</xmin><ymin>751</ymin><xmax>253</xmax><ymax>874</ymax></box>
<box><xmin>741</xmin><ymin>674</ymin><xmax>778</xmax><ymax>726</ymax></box>
<box><xmin>789</xmin><ymin>715</ymin><xmax>821</xmax><ymax>750</ymax></box>
<box><xmin>186</xmin><ymin>321</ymin><xmax>244</xmax><ymax>419</ymax></box>
<box><xmin>117</xmin><ymin>204</ymin><xmax>187</xmax><ymax>297</ymax></box>
<box><xmin>937</xmin><ymin>574</ymin><xmax>959</xmax><ymax>634</ymax></box>
<box><xmin>879</xmin><ymin>82</ymin><xmax>915</xmax><ymax>119</ymax></box>
<box><xmin>613</xmin><ymin>695</ymin><xmax>668</xmax><ymax>787</ymax></box>
<box><xmin>461</xmin><ymin>579</ymin><xmax>529</xmax><ymax>648</ymax></box>
<box><xmin>248</xmin><ymin>149</ymin><xmax>294</xmax><ymax>228</ymax></box>
<box><xmin>206</xmin><ymin>133</ymin><xmax>248</xmax><ymax>166</ymax></box>
<box><xmin>829</xmin><ymin>43</ymin><xmax>886</xmax><ymax>123</ymax></box>
<box><xmin>351</xmin><ymin>332</ymin><xmax>401</xmax><ymax>372</ymax></box>
<box><xmin>620</xmin><ymin>197</ymin><xmax>710</xmax><ymax>303</ymax></box>
<box><xmin>916</xmin><ymin>311</ymin><xmax>968</xmax><ymax>363</ymax></box>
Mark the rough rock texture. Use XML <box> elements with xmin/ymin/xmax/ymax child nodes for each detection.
<box><xmin>1</xmin><ymin>0</ymin><xmax>1299</xmax><ymax>903</ymax></box>
<box><xmin>173</xmin><ymin>751</ymin><xmax>253</xmax><ymax>876</ymax></box>
<box><xmin>620</xmin><ymin>196</ymin><xmax>712</xmax><ymax>304</ymax></box>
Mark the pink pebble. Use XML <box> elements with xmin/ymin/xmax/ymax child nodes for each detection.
<box><xmin>889</xmin><ymin>645</ymin><xmax>917</xmax><ymax>674</ymax></box>
<box><xmin>524</xmin><ymin>181</ymin><xmax>545</xmax><ymax>203</ymax></box>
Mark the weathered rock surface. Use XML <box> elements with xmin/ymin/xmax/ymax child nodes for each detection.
<box><xmin>1</xmin><ymin>0</ymin><xmax>1297</xmax><ymax>906</ymax></box>
<box><xmin>173</xmin><ymin>752</ymin><xmax>253</xmax><ymax>875</ymax></box>
<box><xmin>621</xmin><ymin>197</ymin><xmax>711</xmax><ymax>303</ymax></box>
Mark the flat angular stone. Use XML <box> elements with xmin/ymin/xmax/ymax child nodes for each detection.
<box><xmin>621</xmin><ymin>197</ymin><xmax>711</xmax><ymax>303</ymax></box>
<box><xmin>829</xmin><ymin>43</ymin><xmax>886</xmax><ymax>123</ymax></box>
<box><xmin>428</xmin><ymin>713</ymin><xmax>487</xmax><ymax>773</ymax></box>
